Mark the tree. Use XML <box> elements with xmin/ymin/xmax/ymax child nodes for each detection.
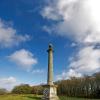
<box><xmin>56</xmin><ymin>72</ymin><xmax>100</xmax><ymax>99</ymax></box>
<box><xmin>31</xmin><ymin>85</ymin><xmax>44</xmax><ymax>95</ymax></box>
<box><xmin>12</xmin><ymin>84</ymin><xmax>32</xmax><ymax>94</ymax></box>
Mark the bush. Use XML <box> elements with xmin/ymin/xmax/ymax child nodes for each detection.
<box><xmin>12</xmin><ymin>84</ymin><xmax>32</xmax><ymax>94</ymax></box>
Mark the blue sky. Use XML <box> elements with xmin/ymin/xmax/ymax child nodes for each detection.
<box><xmin>0</xmin><ymin>0</ymin><xmax>100</xmax><ymax>90</ymax></box>
<box><xmin>0</xmin><ymin>0</ymin><xmax>75</xmax><ymax>90</ymax></box>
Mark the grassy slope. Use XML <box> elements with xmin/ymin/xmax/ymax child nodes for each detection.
<box><xmin>0</xmin><ymin>94</ymin><xmax>99</xmax><ymax>100</ymax></box>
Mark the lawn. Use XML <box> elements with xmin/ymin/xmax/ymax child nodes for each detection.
<box><xmin>0</xmin><ymin>94</ymin><xmax>99</xmax><ymax>100</ymax></box>
<box><xmin>60</xmin><ymin>96</ymin><xmax>100</xmax><ymax>100</ymax></box>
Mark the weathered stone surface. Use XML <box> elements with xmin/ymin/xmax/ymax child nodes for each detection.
<box><xmin>43</xmin><ymin>85</ymin><xmax>59</xmax><ymax>100</ymax></box>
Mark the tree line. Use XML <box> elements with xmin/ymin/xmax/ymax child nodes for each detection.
<box><xmin>12</xmin><ymin>84</ymin><xmax>44</xmax><ymax>95</ymax></box>
<box><xmin>0</xmin><ymin>72</ymin><xmax>100</xmax><ymax>98</ymax></box>
<box><xmin>56</xmin><ymin>72</ymin><xmax>100</xmax><ymax>98</ymax></box>
<box><xmin>0</xmin><ymin>84</ymin><xmax>44</xmax><ymax>95</ymax></box>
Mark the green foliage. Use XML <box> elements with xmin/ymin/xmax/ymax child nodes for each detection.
<box><xmin>56</xmin><ymin>72</ymin><xmax>100</xmax><ymax>98</ymax></box>
<box><xmin>31</xmin><ymin>86</ymin><xmax>44</xmax><ymax>95</ymax></box>
<box><xmin>12</xmin><ymin>84</ymin><xmax>32</xmax><ymax>94</ymax></box>
<box><xmin>12</xmin><ymin>84</ymin><xmax>44</xmax><ymax>95</ymax></box>
<box><xmin>10</xmin><ymin>72</ymin><xmax>100</xmax><ymax>99</ymax></box>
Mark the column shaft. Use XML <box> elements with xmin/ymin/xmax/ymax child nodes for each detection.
<box><xmin>47</xmin><ymin>47</ymin><xmax>53</xmax><ymax>85</ymax></box>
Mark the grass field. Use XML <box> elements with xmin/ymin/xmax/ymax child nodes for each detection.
<box><xmin>0</xmin><ymin>94</ymin><xmax>99</xmax><ymax>100</ymax></box>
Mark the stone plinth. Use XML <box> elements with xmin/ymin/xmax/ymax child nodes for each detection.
<box><xmin>43</xmin><ymin>85</ymin><xmax>59</xmax><ymax>100</ymax></box>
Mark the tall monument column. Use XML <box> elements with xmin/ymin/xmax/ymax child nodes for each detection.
<box><xmin>47</xmin><ymin>44</ymin><xmax>53</xmax><ymax>85</ymax></box>
<box><xmin>43</xmin><ymin>44</ymin><xmax>59</xmax><ymax>100</ymax></box>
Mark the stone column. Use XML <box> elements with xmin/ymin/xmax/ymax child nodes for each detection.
<box><xmin>42</xmin><ymin>44</ymin><xmax>59</xmax><ymax>100</ymax></box>
<box><xmin>47</xmin><ymin>44</ymin><xmax>53</xmax><ymax>85</ymax></box>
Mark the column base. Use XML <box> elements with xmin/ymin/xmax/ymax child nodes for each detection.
<box><xmin>42</xmin><ymin>85</ymin><xmax>59</xmax><ymax>100</ymax></box>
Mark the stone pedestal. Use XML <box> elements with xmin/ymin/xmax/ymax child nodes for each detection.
<box><xmin>43</xmin><ymin>85</ymin><xmax>59</xmax><ymax>100</ymax></box>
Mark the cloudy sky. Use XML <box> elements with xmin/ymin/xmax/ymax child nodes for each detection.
<box><xmin>0</xmin><ymin>0</ymin><xmax>100</xmax><ymax>90</ymax></box>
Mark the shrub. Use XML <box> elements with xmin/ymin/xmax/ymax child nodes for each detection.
<box><xmin>12</xmin><ymin>84</ymin><xmax>32</xmax><ymax>94</ymax></box>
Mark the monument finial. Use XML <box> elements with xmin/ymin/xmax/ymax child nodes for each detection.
<box><xmin>49</xmin><ymin>43</ymin><xmax>53</xmax><ymax>48</ymax></box>
<box><xmin>48</xmin><ymin>43</ymin><xmax>53</xmax><ymax>52</ymax></box>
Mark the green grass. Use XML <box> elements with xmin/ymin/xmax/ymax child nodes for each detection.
<box><xmin>60</xmin><ymin>96</ymin><xmax>100</xmax><ymax>100</ymax></box>
<box><xmin>0</xmin><ymin>94</ymin><xmax>41</xmax><ymax>100</ymax></box>
<box><xmin>0</xmin><ymin>94</ymin><xmax>99</xmax><ymax>100</ymax></box>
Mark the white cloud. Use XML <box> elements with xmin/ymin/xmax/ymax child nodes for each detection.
<box><xmin>9</xmin><ymin>49</ymin><xmax>37</xmax><ymax>71</ymax></box>
<box><xmin>57</xmin><ymin>46</ymin><xmax>100</xmax><ymax>80</ymax></box>
<box><xmin>42</xmin><ymin>0</ymin><xmax>100</xmax><ymax>79</ymax></box>
<box><xmin>41</xmin><ymin>6</ymin><xmax>62</xmax><ymax>20</ymax></box>
<box><xmin>70</xmin><ymin>46</ymin><xmax>100</xmax><ymax>74</ymax></box>
<box><xmin>0</xmin><ymin>77</ymin><xmax>16</xmax><ymax>84</ymax></box>
<box><xmin>56</xmin><ymin>69</ymin><xmax>82</xmax><ymax>80</ymax></box>
<box><xmin>0</xmin><ymin>19</ymin><xmax>30</xmax><ymax>48</ymax></box>
<box><xmin>32</xmin><ymin>69</ymin><xmax>44</xmax><ymax>74</ymax></box>
<box><xmin>71</xmin><ymin>42</ymin><xmax>77</xmax><ymax>47</ymax></box>
<box><xmin>42</xmin><ymin>0</ymin><xmax>100</xmax><ymax>44</ymax></box>
<box><xmin>0</xmin><ymin>77</ymin><xmax>18</xmax><ymax>91</ymax></box>
<box><xmin>43</xmin><ymin>26</ymin><xmax>52</xmax><ymax>34</ymax></box>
